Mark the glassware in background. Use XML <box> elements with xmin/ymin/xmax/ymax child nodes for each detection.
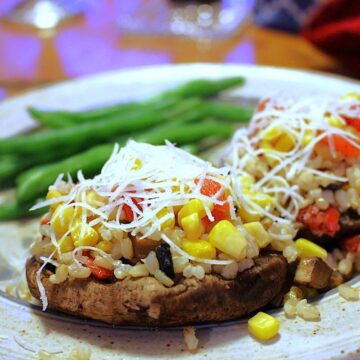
<box><xmin>1</xmin><ymin>0</ymin><xmax>86</xmax><ymax>29</ymax></box>
<box><xmin>116</xmin><ymin>0</ymin><xmax>255</xmax><ymax>39</ymax></box>
<box><xmin>253</xmin><ymin>0</ymin><xmax>322</xmax><ymax>33</ymax></box>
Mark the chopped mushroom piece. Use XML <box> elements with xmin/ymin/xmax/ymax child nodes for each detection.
<box><xmin>328</xmin><ymin>271</ymin><xmax>344</xmax><ymax>289</ymax></box>
<box><xmin>132</xmin><ymin>236</ymin><xmax>159</xmax><ymax>260</ymax></box>
<box><xmin>294</xmin><ymin>258</ymin><xmax>333</xmax><ymax>289</ymax></box>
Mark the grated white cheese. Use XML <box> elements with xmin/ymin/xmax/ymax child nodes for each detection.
<box><xmin>33</xmin><ymin>141</ymin><xmax>237</xmax><ymax>309</ymax></box>
<box><xmin>223</xmin><ymin>95</ymin><xmax>360</xmax><ymax>223</ymax></box>
<box><xmin>35</xmin><ymin>251</ymin><xmax>58</xmax><ymax>311</ymax></box>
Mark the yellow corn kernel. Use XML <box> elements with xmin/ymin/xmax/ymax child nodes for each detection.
<box><xmin>71</xmin><ymin>219</ymin><xmax>99</xmax><ymax>247</ymax></box>
<box><xmin>247</xmin><ymin>192</ymin><xmax>274</xmax><ymax>208</ymax></box>
<box><xmin>243</xmin><ymin>221</ymin><xmax>271</xmax><ymax>248</ymax></box>
<box><xmin>46</xmin><ymin>189</ymin><xmax>63</xmax><ymax>210</ymax></box>
<box><xmin>262</xmin><ymin>125</ymin><xmax>295</xmax><ymax>152</ymax></box>
<box><xmin>181</xmin><ymin>213</ymin><xmax>204</xmax><ymax>240</ymax></box>
<box><xmin>209</xmin><ymin>220</ymin><xmax>247</xmax><ymax>260</ymax></box>
<box><xmin>341</xmin><ymin>92</ymin><xmax>360</xmax><ymax>101</ymax></box>
<box><xmin>259</xmin><ymin>140</ymin><xmax>279</xmax><ymax>167</ymax></box>
<box><xmin>182</xmin><ymin>239</ymin><xmax>216</xmax><ymax>259</ymax></box>
<box><xmin>58</xmin><ymin>235</ymin><xmax>74</xmax><ymax>253</ymax></box>
<box><xmin>237</xmin><ymin>191</ymin><xmax>273</xmax><ymax>223</ymax></box>
<box><xmin>131</xmin><ymin>158</ymin><xmax>142</xmax><ymax>170</ymax></box>
<box><xmin>237</xmin><ymin>173</ymin><xmax>255</xmax><ymax>190</ymax></box>
<box><xmin>156</xmin><ymin>208</ymin><xmax>175</xmax><ymax>230</ymax></box>
<box><xmin>96</xmin><ymin>240</ymin><xmax>113</xmax><ymax>253</ymax></box>
<box><xmin>178</xmin><ymin>199</ymin><xmax>213</xmax><ymax>225</ymax></box>
<box><xmin>172</xmin><ymin>183</ymin><xmax>190</xmax><ymax>194</ymax></box>
<box><xmin>248</xmin><ymin>312</ymin><xmax>280</xmax><ymax>341</ymax></box>
<box><xmin>93</xmin><ymin>223</ymin><xmax>102</xmax><ymax>232</ymax></box>
<box><xmin>51</xmin><ymin>205</ymin><xmax>75</xmax><ymax>235</ymax></box>
<box><xmin>262</xmin><ymin>126</ymin><xmax>284</xmax><ymax>141</ymax></box>
<box><xmin>74</xmin><ymin>206</ymin><xmax>85</xmax><ymax>219</ymax></box>
<box><xmin>86</xmin><ymin>190</ymin><xmax>106</xmax><ymax>209</ymax></box>
<box><xmin>260</xmin><ymin>139</ymin><xmax>273</xmax><ymax>150</ymax></box>
<box><xmin>237</xmin><ymin>206</ymin><xmax>261</xmax><ymax>223</ymax></box>
<box><xmin>295</xmin><ymin>238</ymin><xmax>327</xmax><ymax>261</ymax></box>
<box><xmin>301</xmin><ymin>129</ymin><xmax>315</xmax><ymax>147</ymax></box>
<box><xmin>326</xmin><ymin>115</ymin><xmax>345</xmax><ymax>128</ymax></box>
<box><xmin>274</xmin><ymin>132</ymin><xmax>295</xmax><ymax>152</ymax></box>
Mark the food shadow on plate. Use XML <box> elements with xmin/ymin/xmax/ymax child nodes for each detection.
<box><xmin>30</xmin><ymin>306</ymin><xmax>251</xmax><ymax>356</ymax></box>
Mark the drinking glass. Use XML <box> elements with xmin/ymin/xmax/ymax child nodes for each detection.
<box><xmin>117</xmin><ymin>0</ymin><xmax>255</xmax><ymax>39</ymax></box>
<box><xmin>1</xmin><ymin>0</ymin><xmax>86</xmax><ymax>29</ymax></box>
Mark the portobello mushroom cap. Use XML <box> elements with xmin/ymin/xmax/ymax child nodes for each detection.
<box><xmin>26</xmin><ymin>252</ymin><xmax>288</xmax><ymax>327</ymax></box>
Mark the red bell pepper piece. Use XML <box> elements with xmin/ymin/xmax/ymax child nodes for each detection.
<box><xmin>297</xmin><ymin>205</ymin><xmax>340</xmax><ymax>237</ymax></box>
<box><xmin>342</xmin><ymin>234</ymin><xmax>360</xmax><ymax>253</ymax></box>
<box><xmin>122</xmin><ymin>197</ymin><xmax>143</xmax><ymax>222</ymax></box>
<box><xmin>321</xmin><ymin>134</ymin><xmax>360</xmax><ymax>157</ymax></box>
<box><xmin>342</xmin><ymin>115</ymin><xmax>360</xmax><ymax>132</ymax></box>
<box><xmin>40</xmin><ymin>216</ymin><xmax>50</xmax><ymax>225</ymax></box>
<box><xmin>195</xmin><ymin>178</ymin><xmax>230</xmax><ymax>216</ymax></box>
<box><xmin>257</xmin><ymin>98</ymin><xmax>270</xmax><ymax>112</ymax></box>
<box><xmin>202</xmin><ymin>208</ymin><xmax>228</xmax><ymax>232</ymax></box>
<box><xmin>195</xmin><ymin>178</ymin><xmax>230</xmax><ymax>230</ymax></box>
<box><xmin>85</xmin><ymin>259</ymin><xmax>113</xmax><ymax>280</ymax></box>
<box><xmin>111</xmin><ymin>185</ymin><xmax>143</xmax><ymax>222</ymax></box>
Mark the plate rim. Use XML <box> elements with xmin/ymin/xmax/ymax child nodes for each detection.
<box><xmin>1</xmin><ymin>63</ymin><xmax>360</xmax><ymax>105</ymax></box>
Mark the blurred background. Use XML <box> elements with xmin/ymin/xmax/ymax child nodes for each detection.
<box><xmin>0</xmin><ymin>0</ymin><xmax>359</xmax><ymax>100</ymax></box>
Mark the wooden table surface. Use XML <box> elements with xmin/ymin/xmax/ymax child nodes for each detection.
<box><xmin>0</xmin><ymin>1</ymin><xmax>348</xmax><ymax>101</ymax></box>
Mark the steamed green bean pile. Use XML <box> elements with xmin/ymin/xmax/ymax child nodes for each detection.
<box><xmin>0</xmin><ymin>77</ymin><xmax>254</xmax><ymax>220</ymax></box>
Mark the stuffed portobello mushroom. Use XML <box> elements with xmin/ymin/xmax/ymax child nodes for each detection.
<box><xmin>222</xmin><ymin>93</ymin><xmax>360</xmax><ymax>315</ymax></box>
<box><xmin>27</xmin><ymin>141</ymin><xmax>290</xmax><ymax>326</ymax></box>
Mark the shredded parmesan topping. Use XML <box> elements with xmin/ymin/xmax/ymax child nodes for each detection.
<box><xmin>222</xmin><ymin>94</ymin><xmax>360</xmax><ymax>222</ymax></box>
<box><xmin>34</xmin><ymin>140</ymin><xmax>233</xmax><ymax>237</ymax></box>
<box><xmin>32</xmin><ymin>141</ymin><xmax>236</xmax><ymax>309</ymax></box>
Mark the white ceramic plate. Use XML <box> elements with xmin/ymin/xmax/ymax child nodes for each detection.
<box><xmin>0</xmin><ymin>64</ymin><xmax>360</xmax><ymax>360</ymax></box>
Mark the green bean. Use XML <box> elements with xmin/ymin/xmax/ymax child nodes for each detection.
<box><xmin>16</xmin><ymin>115</ymin><xmax>229</xmax><ymax>205</ymax></box>
<box><xmin>0</xmin><ymin>201</ymin><xmax>47</xmax><ymax>221</ymax></box>
<box><xmin>205</xmin><ymin>102</ymin><xmax>254</xmax><ymax>123</ymax></box>
<box><xmin>2</xmin><ymin>145</ymin><xmax>203</xmax><ymax>221</ymax></box>
<box><xmin>27</xmin><ymin>77</ymin><xmax>245</xmax><ymax>128</ymax></box>
<box><xmin>133</xmin><ymin>107</ymin><xmax>207</xmax><ymax>143</ymax></box>
<box><xmin>158</xmin><ymin>77</ymin><xmax>245</xmax><ymax>99</ymax></box>
<box><xmin>16</xmin><ymin>143</ymin><xmax>115</xmax><ymax>204</ymax></box>
<box><xmin>0</xmin><ymin>98</ymin><xmax>201</xmax><ymax>156</ymax></box>
<box><xmin>0</xmin><ymin>143</ymin><xmax>93</xmax><ymax>187</ymax></box>
<box><xmin>28</xmin><ymin>97</ymin><xmax>177</xmax><ymax>129</ymax></box>
<box><xmin>4</xmin><ymin>116</ymin><xmax>219</xmax><ymax>221</ymax></box>
<box><xmin>16</xmin><ymin>106</ymin><xmax>206</xmax><ymax>204</ymax></box>
<box><xmin>0</xmin><ymin>156</ymin><xmax>33</xmax><ymax>184</ymax></box>
<box><xmin>136</xmin><ymin>121</ymin><xmax>232</xmax><ymax>145</ymax></box>
<box><xmin>0</xmin><ymin>101</ymin><xmax>250</xmax><ymax>185</ymax></box>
